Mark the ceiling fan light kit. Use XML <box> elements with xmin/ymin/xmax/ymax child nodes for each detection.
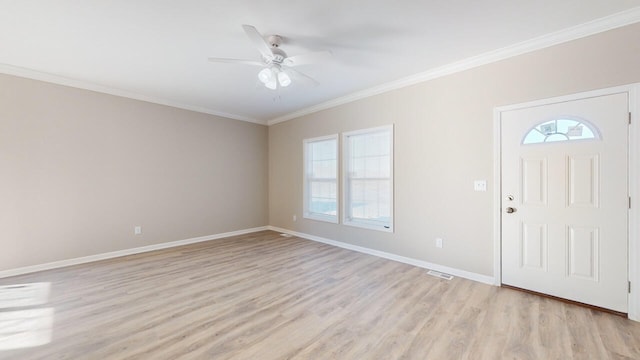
<box><xmin>258</xmin><ymin>66</ymin><xmax>291</xmax><ymax>89</ymax></box>
<box><xmin>208</xmin><ymin>24</ymin><xmax>331</xmax><ymax>90</ymax></box>
<box><xmin>258</xmin><ymin>67</ymin><xmax>274</xmax><ymax>84</ymax></box>
<box><xmin>277</xmin><ymin>71</ymin><xmax>291</xmax><ymax>87</ymax></box>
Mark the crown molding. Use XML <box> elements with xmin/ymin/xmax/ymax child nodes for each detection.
<box><xmin>3</xmin><ymin>6</ymin><xmax>639</xmax><ymax>127</ymax></box>
<box><xmin>267</xmin><ymin>6</ymin><xmax>640</xmax><ymax>126</ymax></box>
<box><xmin>0</xmin><ymin>63</ymin><xmax>267</xmax><ymax>125</ymax></box>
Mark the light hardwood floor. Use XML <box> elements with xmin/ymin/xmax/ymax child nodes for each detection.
<box><xmin>1</xmin><ymin>230</ymin><xmax>639</xmax><ymax>359</ymax></box>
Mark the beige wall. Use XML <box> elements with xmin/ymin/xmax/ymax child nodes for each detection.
<box><xmin>269</xmin><ymin>23</ymin><xmax>640</xmax><ymax>276</ymax></box>
<box><xmin>3</xmin><ymin>23</ymin><xmax>639</xmax><ymax>276</ymax></box>
<box><xmin>0</xmin><ymin>74</ymin><xmax>268</xmax><ymax>271</ymax></box>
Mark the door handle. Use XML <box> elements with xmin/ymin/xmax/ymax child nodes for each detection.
<box><xmin>506</xmin><ymin>207</ymin><xmax>517</xmax><ymax>213</ymax></box>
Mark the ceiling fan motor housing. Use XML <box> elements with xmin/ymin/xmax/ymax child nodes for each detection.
<box><xmin>267</xmin><ymin>35</ymin><xmax>283</xmax><ymax>47</ymax></box>
<box><xmin>269</xmin><ymin>46</ymin><xmax>287</xmax><ymax>64</ymax></box>
<box><xmin>208</xmin><ymin>25</ymin><xmax>328</xmax><ymax>90</ymax></box>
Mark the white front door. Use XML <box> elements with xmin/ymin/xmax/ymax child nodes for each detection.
<box><xmin>501</xmin><ymin>92</ymin><xmax>629</xmax><ymax>312</ymax></box>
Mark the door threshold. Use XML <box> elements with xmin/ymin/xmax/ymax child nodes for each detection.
<box><xmin>501</xmin><ymin>284</ymin><xmax>627</xmax><ymax>318</ymax></box>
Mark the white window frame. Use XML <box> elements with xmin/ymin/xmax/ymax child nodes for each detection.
<box><xmin>342</xmin><ymin>125</ymin><xmax>394</xmax><ymax>232</ymax></box>
<box><xmin>303</xmin><ymin>134</ymin><xmax>339</xmax><ymax>223</ymax></box>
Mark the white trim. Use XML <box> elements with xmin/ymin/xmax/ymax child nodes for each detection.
<box><xmin>3</xmin><ymin>7</ymin><xmax>639</xmax><ymax>128</ymax></box>
<box><xmin>342</xmin><ymin>125</ymin><xmax>394</xmax><ymax>232</ymax></box>
<box><xmin>0</xmin><ymin>226</ymin><xmax>268</xmax><ymax>279</ymax></box>
<box><xmin>494</xmin><ymin>85</ymin><xmax>635</xmax><ymax>112</ymax></box>
<box><xmin>303</xmin><ymin>134</ymin><xmax>340</xmax><ymax>224</ymax></box>
<box><xmin>303</xmin><ymin>213</ymin><xmax>339</xmax><ymax>224</ymax></box>
<box><xmin>629</xmin><ymin>86</ymin><xmax>640</xmax><ymax>321</ymax></box>
<box><xmin>0</xmin><ymin>63</ymin><xmax>266</xmax><ymax>126</ymax></box>
<box><xmin>493</xmin><ymin>107</ymin><xmax>503</xmax><ymax>286</ymax></box>
<box><xmin>267</xmin><ymin>7</ymin><xmax>640</xmax><ymax>126</ymax></box>
<box><xmin>493</xmin><ymin>84</ymin><xmax>640</xmax><ymax>321</ymax></box>
<box><xmin>269</xmin><ymin>226</ymin><xmax>494</xmax><ymax>285</ymax></box>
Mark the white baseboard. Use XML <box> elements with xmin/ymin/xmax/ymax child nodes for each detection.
<box><xmin>2</xmin><ymin>225</ymin><xmax>495</xmax><ymax>286</ymax></box>
<box><xmin>268</xmin><ymin>226</ymin><xmax>495</xmax><ymax>285</ymax></box>
<box><xmin>0</xmin><ymin>226</ymin><xmax>269</xmax><ymax>279</ymax></box>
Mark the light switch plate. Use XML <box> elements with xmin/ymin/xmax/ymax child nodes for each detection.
<box><xmin>474</xmin><ymin>180</ymin><xmax>487</xmax><ymax>192</ymax></box>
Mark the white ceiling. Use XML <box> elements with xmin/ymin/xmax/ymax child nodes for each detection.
<box><xmin>2</xmin><ymin>1</ymin><xmax>640</xmax><ymax>124</ymax></box>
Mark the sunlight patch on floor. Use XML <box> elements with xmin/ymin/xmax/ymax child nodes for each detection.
<box><xmin>0</xmin><ymin>283</ymin><xmax>54</xmax><ymax>351</ymax></box>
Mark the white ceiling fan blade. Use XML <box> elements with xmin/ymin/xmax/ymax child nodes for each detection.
<box><xmin>208</xmin><ymin>57</ymin><xmax>264</xmax><ymax>66</ymax></box>
<box><xmin>242</xmin><ymin>24</ymin><xmax>273</xmax><ymax>60</ymax></box>
<box><xmin>286</xmin><ymin>68</ymin><xmax>319</xmax><ymax>87</ymax></box>
<box><xmin>283</xmin><ymin>51</ymin><xmax>332</xmax><ymax>67</ymax></box>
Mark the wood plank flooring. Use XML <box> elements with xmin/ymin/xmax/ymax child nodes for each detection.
<box><xmin>1</xmin><ymin>230</ymin><xmax>639</xmax><ymax>359</ymax></box>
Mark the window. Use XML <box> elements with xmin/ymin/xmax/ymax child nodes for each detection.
<box><xmin>303</xmin><ymin>135</ymin><xmax>338</xmax><ymax>223</ymax></box>
<box><xmin>343</xmin><ymin>125</ymin><xmax>393</xmax><ymax>232</ymax></box>
<box><xmin>522</xmin><ymin>118</ymin><xmax>600</xmax><ymax>144</ymax></box>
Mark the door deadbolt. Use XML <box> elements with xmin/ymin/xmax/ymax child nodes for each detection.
<box><xmin>506</xmin><ymin>207</ymin><xmax>517</xmax><ymax>213</ymax></box>
<box><xmin>506</xmin><ymin>195</ymin><xmax>514</xmax><ymax>201</ymax></box>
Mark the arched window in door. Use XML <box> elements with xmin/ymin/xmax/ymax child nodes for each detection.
<box><xmin>522</xmin><ymin>118</ymin><xmax>600</xmax><ymax>144</ymax></box>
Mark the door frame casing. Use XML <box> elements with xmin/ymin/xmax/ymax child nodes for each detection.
<box><xmin>493</xmin><ymin>84</ymin><xmax>639</xmax><ymax>321</ymax></box>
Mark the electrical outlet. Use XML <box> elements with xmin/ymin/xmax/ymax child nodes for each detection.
<box><xmin>435</xmin><ymin>238</ymin><xmax>443</xmax><ymax>248</ymax></box>
<box><xmin>293</xmin><ymin>215</ymin><xmax>297</xmax><ymax>222</ymax></box>
<box><xmin>134</xmin><ymin>226</ymin><xmax>142</xmax><ymax>235</ymax></box>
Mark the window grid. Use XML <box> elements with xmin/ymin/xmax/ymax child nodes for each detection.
<box><xmin>343</xmin><ymin>126</ymin><xmax>393</xmax><ymax>232</ymax></box>
<box><xmin>522</xmin><ymin>118</ymin><xmax>600</xmax><ymax>144</ymax></box>
<box><xmin>303</xmin><ymin>135</ymin><xmax>338</xmax><ymax>223</ymax></box>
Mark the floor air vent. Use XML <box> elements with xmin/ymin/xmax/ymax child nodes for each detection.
<box><xmin>427</xmin><ymin>270</ymin><xmax>454</xmax><ymax>280</ymax></box>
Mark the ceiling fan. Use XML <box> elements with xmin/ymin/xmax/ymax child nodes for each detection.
<box><xmin>208</xmin><ymin>24</ymin><xmax>332</xmax><ymax>90</ymax></box>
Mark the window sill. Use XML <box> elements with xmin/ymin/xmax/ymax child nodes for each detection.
<box><xmin>344</xmin><ymin>220</ymin><xmax>393</xmax><ymax>233</ymax></box>
<box><xmin>303</xmin><ymin>213</ymin><xmax>339</xmax><ymax>224</ymax></box>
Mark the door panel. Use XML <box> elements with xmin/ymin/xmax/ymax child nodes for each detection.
<box><xmin>567</xmin><ymin>155</ymin><xmax>599</xmax><ymax>208</ymax></box>
<box><xmin>521</xmin><ymin>157</ymin><xmax>548</xmax><ymax>206</ymax></box>
<box><xmin>521</xmin><ymin>222</ymin><xmax>547</xmax><ymax>270</ymax></box>
<box><xmin>501</xmin><ymin>92</ymin><xmax>628</xmax><ymax>312</ymax></box>
<box><xmin>567</xmin><ymin>226</ymin><xmax>599</xmax><ymax>281</ymax></box>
